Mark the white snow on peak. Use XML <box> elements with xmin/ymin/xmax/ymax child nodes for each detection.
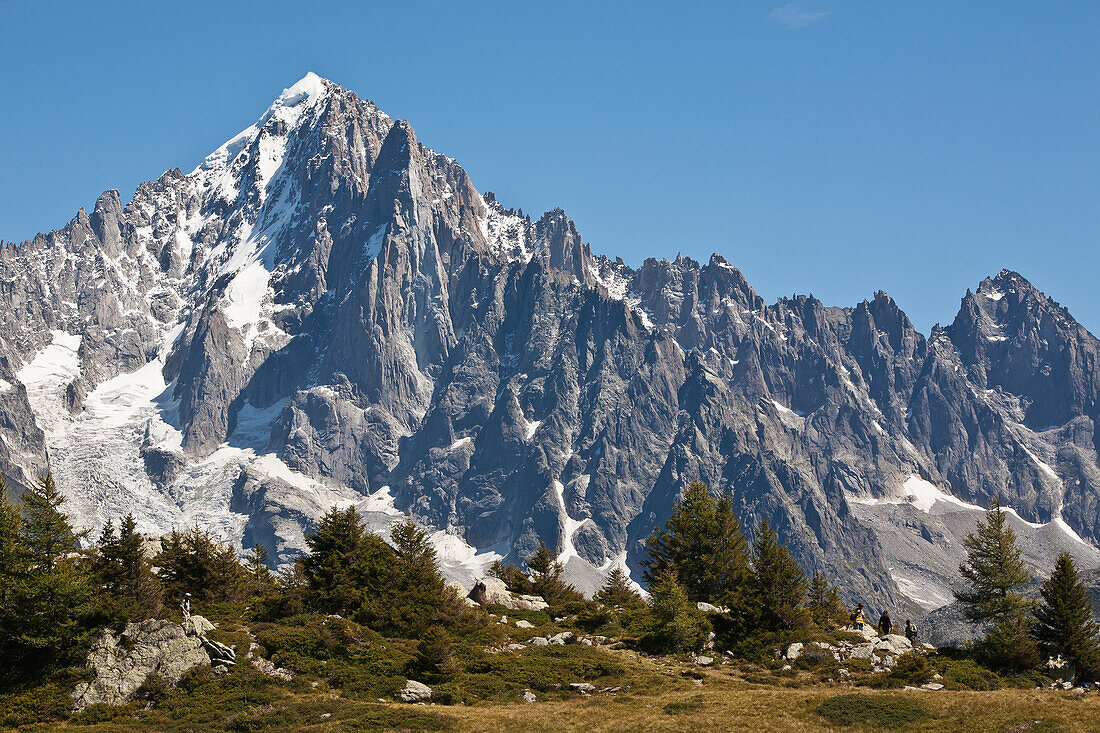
<box><xmin>275</xmin><ymin>72</ymin><xmax>328</xmax><ymax>109</ymax></box>
<box><xmin>0</xmin><ymin>379</ymin><xmax>12</xmax><ymax>394</ymax></box>
<box><xmin>983</xmin><ymin>290</ymin><xmax>1005</xmax><ymax>301</ymax></box>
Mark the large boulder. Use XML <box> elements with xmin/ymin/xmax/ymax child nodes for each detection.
<box><xmin>71</xmin><ymin>619</ymin><xmax>210</xmax><ymax>709</ymax></box>
<box><xmin>397</xmin><ymin>679</ymin><xmax>432</xmax><ymax>703</ymax></box>
<box><xmin>468</xmin><ymin>577</ymin><xmax>549</xmax><ymax>611</ymax></box>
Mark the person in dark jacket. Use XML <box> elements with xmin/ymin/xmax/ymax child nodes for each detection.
<box><xmin>878</xmin><ymin>610</ymin><xmax>892</xmax><ymax>636</ymax></box>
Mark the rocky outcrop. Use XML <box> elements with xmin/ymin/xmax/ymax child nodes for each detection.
<box><xmin>468</xmin><ymin>577</ymin><xmax>549</xmax><ymax>611</ymax></box>
<box><xmin>71</xmin><ymin>619</ymin><xmax>209</xmax><ymax>709</ymax></box>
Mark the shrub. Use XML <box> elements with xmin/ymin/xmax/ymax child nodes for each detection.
<box><xmin>816</xmin><ymin>694</ymin><xmax>930</xmax><ymax>728</ymax></box>
<box><xmin>0</xmin><ymin>682</ymin><xmax>73</xmax><ymax>728</ymax></box>
<box><xmin>883</xmin><ymin>652</ymin><xmax>934</xmax><ymax>687</ymax></box>
<box><xmin>416</xmin><ymin>626</ymin><xmax>458</xmax><ymax>675</ymax></box>
<box><xmin>936</xmin><ymin>658</ymin><xmax>1003</xmax><ymax>690</ymax></box>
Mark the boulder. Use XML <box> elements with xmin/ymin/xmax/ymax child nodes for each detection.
<box><xmin>469</xmin><ymin>578</ymin><xmax>549</xmax><ymax>611</ymax></box>
<box><xmin>515</xmin><ymin>619</ymin><xmax>535</xmax><ymax>629</ymax></box>
<box><xmin>529</xmin><ymin>637</ymin><xmax>549</xmax><ymax>646</ymax></box>
<box><xmin>203</xmin><ymin>639</ymin><xmax>236</xmax><ymax>666</ymax></box>
<box><xmin>548</xmin><ymin>631</ymin><xmax>575</xmax><ymax>645</ymax></box>
<box><xmin>397</xmin><ymin>679</ymin><xmax>433</xmax><ymax>703</ymax></box>
<box><xmin>523</xmin><ymin>690</ymin><xmax>537</xmax><ymax>703</ymax></box>
<box><xmin>71</xmin><ymin>619</ymin><xmax>210</xmax><ymax>709</ymax></box>
<box><xmin>785</xmin><ymin>642</ymin><xmax>804</xmax><ymax>661</ymax></box>
<box><xmin>569</xmin><ymin>682</ymin><xmax>596</xmax><ymax>694</ymax></box>
<box><xmin>182</xmin><ymin>615</ymin><xmax>216</xmax><ymax>637</ymax></box>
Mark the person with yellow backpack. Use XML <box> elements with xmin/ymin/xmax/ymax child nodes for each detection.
<box><xmin>849</xmin><ymin>602</ymin><xmax>868</xmax><ymax>631</ymax></box>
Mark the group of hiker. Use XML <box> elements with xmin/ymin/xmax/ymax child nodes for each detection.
<box><xmin>849</xmin><ymin>602</ymin><xmax>918</xmax><ymax>643</ymax></box>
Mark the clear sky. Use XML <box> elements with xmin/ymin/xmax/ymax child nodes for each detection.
<box><xmin>2</xmin><ymin>2</ymin><xmax>1098</xmax><ymax>333</ymax></box>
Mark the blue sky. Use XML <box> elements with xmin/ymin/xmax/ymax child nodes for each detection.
<box><xmin>2</xmin><ymin>1</ymin><xmax>1098</xmax><ymax>333</ymax></box>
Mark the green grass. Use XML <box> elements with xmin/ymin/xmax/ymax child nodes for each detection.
<box><xmin>815</xmin><ymin>693</ymin><xmax>931</xmax><ymax>728</ymax></box>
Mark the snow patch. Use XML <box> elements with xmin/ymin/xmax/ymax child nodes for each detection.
<box><xmin>554</xmin><ymin>479</ymin><xmax>591</xmax><ymax>565</ymax></box>
<box><xmin>17</xmin><ymin>330</ymin><xmax>82</xmax><ymax>436</ymax></box>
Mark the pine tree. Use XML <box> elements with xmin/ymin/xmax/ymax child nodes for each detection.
<box><xmin>641</xmin><ymin>570</ymin><xmax>711</xmax><ymax>653</ymax></box>
<box><xmin>300</xmin><ymin>506</ymin><xmax>371</xmax><ymax>616</ymax></box>
<box><xmin>99</xmin><ymin>513</ymin><xmax>160</xmax><ymax>620</ymax></box>
<box><xmin>751</xmin><ymin>520</ymin><xmax>809</xmax><ymax>631</ymax></box>
<box><xmin>642</xmin><ymin>480</ymin><xmax>752</xmax><ymax>608</ymax></box>
<box><xmin>807</xmin><ymin>571</ymin><xmax>848</xmax><ymax>629</ymax></box>
<box><xmin>15</xmin><ymin>472</ymin><xmax>94</xmax><ymax>672</ymax></box>
<box><xmin>956</xmin><ymin>496</ymin><xmax>1038</xmax><ymax>670</ymax></box>
<box><xmin>381</xmin><ymin>519</ymin><xmax>461</xmax><ymax>635</ymax></box>
<box><xmin>245</xmin><ymin>542</ymin><xmax>275</xmax><ymax>594</ymax></box>
<box><xmin>955</xmin><ymin>496</ymin><xmax>1032</xmax><ymax>626</ymax></box>
<box><xmin>596</xmin><ymin>566</ymin><xmax>643</xmax><ymax>607</ymax></box>
<box><xmin>525</xmin><ymin>541</ymin><xmax>582</xmax><ymax>607</ymax></box>
<box><xmin>1032</xmin><ymin>552</ymin><xmax>1100</xmax><ymax>680</ymax></box>
<box><xmin>156</xmin><ymin>528</ymin><xmax>247</xmax><ymax>606</ymax></box>
<box><xmin>0</xmin><ymin>475</ymin><xmax>29</xmax><ymax>679</ymax></box>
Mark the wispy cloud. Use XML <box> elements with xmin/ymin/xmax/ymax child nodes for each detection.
<box><xmin>769</xmin><ymin>1</ymin><xmax>830</xmax><ymax>29</ymax></box>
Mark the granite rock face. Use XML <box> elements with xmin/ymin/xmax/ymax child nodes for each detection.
<box><xmin>3</xmin><ymin>74</ymin><xmax>1100</xmax><ymax>614</ymax></box>
<box><xmin>71</xmin><ymin>619</ymin><xmax>210</xmax><ymax>709</ymax></box>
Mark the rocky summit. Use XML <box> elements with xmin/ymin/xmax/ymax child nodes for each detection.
<box><xmin>2</xmin><ymin>73</ymin><xmax>1099</xmax><ymax>613</ymax></box>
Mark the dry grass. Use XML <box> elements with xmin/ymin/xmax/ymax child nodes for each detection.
<box><xmin>442</xmin><ymin>684</ymin><xmax>1100</xmax><ymax>732</ymax></box>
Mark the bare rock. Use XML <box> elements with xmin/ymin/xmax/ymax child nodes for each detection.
<box><xmin>71</xmin><ymin>619</ymin><xmax>209</xmax><ymax>709</ymax></box>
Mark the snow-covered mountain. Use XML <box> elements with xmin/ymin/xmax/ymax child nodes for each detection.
<box><xmin>2</xmin><ymin>74</ymin><xmax>1099</xmax><ymax>610</ymax></box>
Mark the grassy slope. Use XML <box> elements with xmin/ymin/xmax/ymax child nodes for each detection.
<box><xmin>17</xmin><ymin>645</ymin><xmax>1100</xmax><ymax>733</ymax></box>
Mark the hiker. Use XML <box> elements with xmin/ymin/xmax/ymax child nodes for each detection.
<box><xmin>904</xmin><ymin>619</ymin><xmax>918</xmax><ymax>644</ymax></box>
<box><xmin>181</xmin><ymin>592</ymin><xmax>192</xmax><ymax>621</ymax></box>
<box><xmin>850</xmin><ymin>603</ymin><xmax>867</xmax><ymax>631</ymax></box>
<box><xmin>878</xmin><ymin>609</ymin><xmax>892</xmax><ymax>637</ymax></box>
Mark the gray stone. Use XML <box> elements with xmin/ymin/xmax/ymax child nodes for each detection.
<box><xmin>397</xmin><ymin>679</ymin><xmax>433</xmax><ymax>703</ymax></box>
<box><xmin>71</xmin><ymin>619</ymin><xmax>210</xmax><ymax>709</ymax></box>
<box><xmin>785</xmin><ymin>642</ymin><xmax>804</xmax><ymax>661</ymax></box>
<box><xmin>569</xmin><ymin>682</ymin><xmax>596</xmax><ymax>694</ymax></box>
<box><xmin>515</xmin><ymin>619</ymin><xmax>535</xmax><ymax>629</ymax></box>
<box><xmin>523</xmin><ymin>690</ymin><xmax>537</xmax><ymax>703</ymax></box>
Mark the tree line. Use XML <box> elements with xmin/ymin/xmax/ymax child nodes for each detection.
<box><xmin>2</xmin><ymin>471</ymin><xmax>1097</xmax><ymax>688</ymax></box>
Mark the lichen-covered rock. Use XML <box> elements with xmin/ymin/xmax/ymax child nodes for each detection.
<box><xmin>71</xmin><ymin>619</ymin><xmax>209</xmax><ymax>709</ymax></box>
<box><xmin>182</xmin><ymin>615</ymin><xmax>215</xmax><ymax>637</ymax></box>
<box><xmin>468</xmin><ymin>577</ymin><xmax>549</xmax><ymax>611</ymax></box>
<box><xmin>397</xmin><ymin>679</ymin><xmax>432</xmax><ymax>703</ymax></box>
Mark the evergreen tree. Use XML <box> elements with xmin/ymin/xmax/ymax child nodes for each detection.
<box><xmin>643</xmin><ymin>480</ymin><xmax>752</xmax><ymax>608</ymax></box>
<box><xmin>489</xmin><ymin>559</ymin><xmax>533</xmax><ymax>595</ymax></box>
<box><xmin>300</xmin><ymin>506</ymin><xmax>372</xmax><ymax>617</ymax></box>
<box><xmin>596</xmin><ymin>566</ymin><xmax>643</xmax><ymax>607</ymax></box>
<box><xmin>156</xmin><ymin>528</ymin><xmax>247</xmax><ymax>605</ymax></box>
<box><xmin>0</xmin><ymin>475</ymin><xmax>29</xmax><ymax>679</ymax></box>
<box><xmin>97</xmin><ymin>513</ymin><xmax>160</xmax><ymax>621</ymax></box>
<box><xmin>1032</xmin><ymin>552</ymin><xmax>1100</xmax><ymax>680</ymax></box>
<box><xmin>525</xmin><ymin>541</ymin><xmax>582</xmax><ymax>607</ymax></box>
<box><xmin>245</xmin><ymin>542</ymin><xmax>275</xmax><ymax>594</ymax></box>
<box><xmin>955</xmin><ymin>496</ymin><xmax>1032</xmax><ymax>625</ymax></box>
<box><xmin>751</xmin><ymin>520</ymin><xmax>809</xmax><ymax>631</ymax></box>
<box><xmin>807</xmin><ymin>571</ymin><xmax>848</xmax><ymax>629</ymax></box>
<box><xmin>380</xmin><ymin>519</ymin><xmax>461</xmax><ymax>635</ymax></box>
<box><xmin>641</xmin><ymin>570</ymin><xmax>711</xmax><ymax>653</ymax></box>
<box><xmin>15</xmin><ymin>472</ymin><xmax>94</xmax><ymax>673</ymax></box>
<box><xmin>956</xmin><ymin>496</ymin><xmax>1037</xmax><ymax>670</ymax></box>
